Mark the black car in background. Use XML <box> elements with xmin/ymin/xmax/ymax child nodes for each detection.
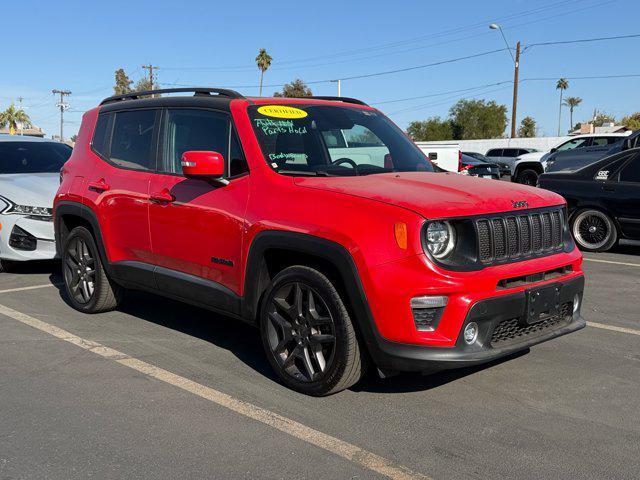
<box><xmin>459</xmin><ymin>153</ymin><xmax>500</xmax><ymax>179</ymax></box>
<box><xmin>538</xmin><ymin>148</ymin><xmax>640</xmax><ymax>252</ymax></box>
<box><xmin>546</xmin><ymin>130</ymin><xmax>640</xmax><ymax>173</ymax></box>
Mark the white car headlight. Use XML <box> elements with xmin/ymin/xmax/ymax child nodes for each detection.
<box><xmin>0</xmin><ymin>196</ymin><xmax>52</xmax><ymax>218</ymax></box>
<box><xmin>425</xmin><ymin>221</ymin><xmax>456</xmax><ymax>259</ymax></box>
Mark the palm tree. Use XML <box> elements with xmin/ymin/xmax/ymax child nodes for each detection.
<box><xmin>0</xmin><ymin>104</ymin><xmax>32</xmax><ymax>135</ymax></box>
<box><xmin>563</xmin><ymin>96</ymin><xmax>582</xmax><ymax>132</ymax></box>
<box><xmin>556</xmin><ymin>78</ymin><xmax>569</xmax><ymax>136</ymax></box>
<box><xmin>255</xmin><ymin>48</ymin><xmax>273</xmax><ymax>97</ymax></box>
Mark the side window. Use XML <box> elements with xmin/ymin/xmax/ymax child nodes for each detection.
<box><xmin>487</xmin><ymin>149</ymin><xmax>502</xmax><ymax>157</ymax></box>
<box><xmin>594</xmin><ymin>153</ymin><xmax>633</xmax><ymax>181</ymax></box>
<box><xmin>592</xmin><ymin>137</ymin><xmax>619</xmax><ymax>147</ymax></box>
<box><xmin>229</xmin><ymin>128</ymin><xmax>249</xmax><ymax>177</ymax></box>
<box><xmin>518</xmin><ymin>149</ymin><xmax>530</xmax><ymax>156</ymax></box>
<box><xmin>556</xmin><ymin>138</ymin><xmax>589</xmax><ymax>151</ymax></box>
<box><xmin>504</xmin><ymin>149</ymin><xmax>519</xmax><ymax>157</ymax></box>
<box><xmin>91</xmin><ymin>113</ymin><xmax>111</xmax><ymax>158</ymax></box>
<box><xmin>619</xmin><ymin>155</ymin><xmax>640</xmax><ymax>183</ymax></box>
<box><xmin>161</xmin><ymin>109</ymin><xmax>229</xmax><ymax>175</ymax></box>
<box><xmin>110</xmin><ymin>110</ymin><xmax>157</xmax><ymax>170</ymax></box>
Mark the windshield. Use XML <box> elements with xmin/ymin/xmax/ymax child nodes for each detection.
<box><xmin>248</xmin><ymin>104</ymin><xmax>434</xmax><ymax>176</ymax></box>
<box><xmin>0</xmin><ymin>141</ymin><xmax>72</xmax><ymax>174</ymax></box>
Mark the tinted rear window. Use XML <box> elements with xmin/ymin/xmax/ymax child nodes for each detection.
<box><xmin>486</xmin><ymin>149</ymin><xmax>502</xmax><ymax>156</ymax></box>
<box><xmin>109</xmin><ymin>110</ymin><xmax>156</xmax><ymax>170</ymax></box>
<box><xmin>0</xmin><ymin>141</ymin><xmax>72</xmax><ymax>174</ymax></box>
<box><xmin>92</xmin><ymin>113</ymin><xmax>111</xmax><ymax>158</ymax></box>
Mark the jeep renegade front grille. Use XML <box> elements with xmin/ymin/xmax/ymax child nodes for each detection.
<box><xmin>476</xmin><ymin>209</ymin><xmax>564</xmax><ymax>264</ymax></box>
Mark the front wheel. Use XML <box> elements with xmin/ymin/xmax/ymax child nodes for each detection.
<box><xmin>259</xmin><ymin>266</ymin><xmax>366</xmax><ymax>396</ymax></box>
<box><xmin>62</xmin><ymin>226</ymin><xmax>122</xmax><ymax>313</ymax></box>
<box><xmin>571</xmin><ymin>209</ymin><xmax>618</xmax><ymax>252</ymax></box>
<box><xmin>514</xmin><ymin>168</ymin><xmax>539</xmax><ymax>186</ymax></box>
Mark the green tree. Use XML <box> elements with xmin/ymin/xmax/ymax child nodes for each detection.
<box><xmin>517</xmin><ymin>116</ymin><xmax>537</xmax><ymax>138</ymax></box>
<box><xmin>556</xmin><ymin>78</ymin><xmax>569</xmax><ymax>135</ymax></box>
<box><xmin>0</xmin><ymin>104</ymin><xmax>32</xmax><ymax>134</ymax></box>
<box><xmin>406</xmin><ymin>117</ymin><xmax>454</xmax><ymax>141</ymax></box>
<box><xmin>592</xmin><ymin>112</ymin><xmax>616</xmax><ymax>127</ymax></box>
<box><xmin>563</xmin><ymin>96</ymin><xmax>582</xmax><ymax>132</ymax></box>
<box><xmin>255</xmin><ymin>48</ymin><xmax>273</xmax><ymax>97</ymax></box>
<box><xmin>274</xmin><ymin>79</ymin><xmax>312</xmax><ymax>98</ymax></box>
<box><xmin>448</xmin><ymin>99</ymin><xmax>507</xmax><ymax>139</ymax></box>
<box><xmin>621</xmin><ymin>112</ymin><xmax>640</xmax><ymax>131</ymax></box>
<box><xmin>113</xmin><ymin>68</ymin><xmax>133</xmax><ymax>95</ymax></box>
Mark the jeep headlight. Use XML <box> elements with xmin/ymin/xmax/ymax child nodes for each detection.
<box><xmin>425</xmin><ymin>221</ymin><xmax>456</xmax><ymax>259</ymax></box>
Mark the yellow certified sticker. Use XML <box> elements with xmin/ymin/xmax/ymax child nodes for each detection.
<box><xmin>257</xmin><ymin>105</ymin><xmax>308</xmax><ymax>119</ymax></box>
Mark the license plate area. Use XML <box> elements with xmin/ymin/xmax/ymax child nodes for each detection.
<box><xmin>524</xmin><ymin>283</ymin><xmax>561</xmax><ymax>325</ymax></box>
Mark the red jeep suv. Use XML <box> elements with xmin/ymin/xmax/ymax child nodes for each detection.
<box><xmin>55</xmin><ymin>88</ymin><xmax>585</xmax><ymax>395</ymax></box>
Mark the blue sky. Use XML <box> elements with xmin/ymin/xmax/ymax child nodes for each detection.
<box><xmin>2</xmin><ymin>0</ymin><xmax>638</xmax><ymax>138</ymax></box>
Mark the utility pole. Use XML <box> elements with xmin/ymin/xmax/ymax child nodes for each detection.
<box><xmin>17</xmin><ymin>97</ymin><xmax>24</xmax><ymax>135</ymax></box>
<box><xmin>511</xmin><ymin>42</ymin><xmax>520</xmax><ymax>139</ymax></box>
<box><xmin>490</xmin><ymin>24</ymin><xmax>520</xmax><ymax>138</ymax></box>
<box><xmin>52</xmin><ymin>89</ymin><xmax>71</xmax><ymax>141</ymax></box>
<box><xmin>142</xmin><ymin>64</ymin><xmax>159</xmax><ymax>94</ymax></box>
<box><xmin>330</xmin><ymin>79</ymin><xmax>341</xmax><ymax>97</ymax></box>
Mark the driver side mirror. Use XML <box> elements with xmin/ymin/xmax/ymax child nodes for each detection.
<box><xmin>181</xmin><ymin>151</ymin><xmax>226</xmax><ymax>182</ymax></box>
<box><xmin>550</xmin><ymin>147</ymin><xmax>557</xmax><ymax>153</ymax></box>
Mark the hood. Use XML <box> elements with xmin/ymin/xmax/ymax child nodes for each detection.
<box><xmin>294</xmin><ymin>172</ymin><xmax>564</xmax><ymax>219</ymax></box>
<box><xmin>518</xmin><ymin>151</ymin><xmax>547</xmax><ymax>162</ymax></box>
<box><xmin>0</xmin><ymin>173</ymin><xmax>59</xmax><ymax>208</ymax></box>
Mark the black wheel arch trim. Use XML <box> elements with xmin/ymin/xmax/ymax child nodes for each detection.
<box><xmin>242</xmin><ymin>230</ymin><xmax>383</xmax><ymax>357</ymax></box>
<box><xmin>55</xmin><ymin>201</ymin><xmax>113</xmax><ymax>277</ymax></box>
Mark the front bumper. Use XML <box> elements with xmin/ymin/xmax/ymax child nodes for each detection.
<box><xmin>371</xmin><ymin>275</ymin><xmax>585</xmax><ymax>372</ymax></box>
<box><xmin>0</xmin><ymin>214</ymin><xmax>56</xmax><ymax>261</ymax></box>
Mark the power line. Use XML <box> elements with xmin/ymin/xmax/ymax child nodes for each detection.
<box><xmin>522</xmin><ymin>73</ymin><xmax>640</xmax><ymax>81</ymax></box>
<box><xmin>371</xmin><ymin>81</ymin><xmax>514</xmax><ymax>105</ymax></box>
<box><xmin>525</xmin><ymin>32</ymin><xmax>640</xmax><ymax>50</ymax></box>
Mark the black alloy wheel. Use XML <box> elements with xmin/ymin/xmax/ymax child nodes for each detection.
<box><xmin>266</xmin><ymin>281</ymin><xmax>336</xmax><ymax>382</ymax></box>
<box><xmin>515</xmin><ymin>169</ymin><xmax>539</xmax><ymax>186</ymax></box>
<box><xmin>62</xmin><ymin>226</ymin><xmax>122</xmax><ymax>313</ymax></box>
<box><xmin>572</xmin><ymin>209</ymin><xmax>618</xmax><ymax>252</ymax></box>
<box><xmin>64</xmin><ymin>236</ymin><xmax>96</xmax><ymax>304</ymax></box>
<box><xmin>260</xmin><ymin>266</ymin><xmax>365</xmax><ymax>396</ymax></box>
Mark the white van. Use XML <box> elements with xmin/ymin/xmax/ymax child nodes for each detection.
<box><xmin>414</xmin><ymin>142</ymin><xmax>461</xmax><ymax>172</ymax></box>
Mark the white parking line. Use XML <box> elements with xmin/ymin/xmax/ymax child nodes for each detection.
<box><xmin>583</xmin><ymin>258</ymin><xmax>640</xmax><ymax>268</ymax></box>
<box><xmin>0</xmin><ymin>283</ymin><xmax>58</xmax><ymax>294</ymax></box>
<box><xmin>0</xmin><ymin>302</ymin><xmax>430</xmax><ymax>480</ymax></box>
<box><xmin>587</xmin><ymin>321</ymin><xmax>640</xmax><ymax>336</ymax></box>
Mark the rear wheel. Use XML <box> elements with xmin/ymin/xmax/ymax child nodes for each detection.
<box><xmin>260</xmin><ymin>266</ymin><xmax>366</xmax><ymax>396</ymax></box>
<box><xmin>514</xmin><ymin>168</ymin><xmax>539</xmax><ymax>186</ymax></box>
<box><xmin>62</xmin><ymin>226</ymin><xmax>122</xmax><ymax>312</ymax></box>
<box><xmin>571</xmin><ymin>209</ymin><xmax>618</xmax><ymax>252</ymax></box>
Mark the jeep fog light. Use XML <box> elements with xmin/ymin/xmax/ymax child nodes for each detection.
<box><xmin>410</xmin><ymin>296</ymin><xmax>447</xmax><ymax>331</ymax></box>
<box><xmin>463</xmin><ymin>322</ymin><xmax>479</xmax><ymax>345</ymax></box>
<box><xmin>573</xmin><ymin>294</ymin><xmax>580</xmax><ymax>314</ymax></box>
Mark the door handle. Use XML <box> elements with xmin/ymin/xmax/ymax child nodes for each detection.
<box><xmin>88</xmin><ymin>179</ymin><xmax>110</xmax><ymax>192</ymax></box>
<box><xmin>149</xmin><ymin>189</ymin><xmax>175</xmax><ymax>203</ymax></box>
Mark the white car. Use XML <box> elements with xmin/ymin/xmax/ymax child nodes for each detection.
<box><xmin>0</xmin><ymin>135</ymin><xmax>72</xmax><ymax>271</ymax></box>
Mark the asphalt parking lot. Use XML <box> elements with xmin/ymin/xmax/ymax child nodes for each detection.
<box><xmin>1</xmin><ymin>246</ymin><xmax>639</xmax><ymax>480</ymax></box>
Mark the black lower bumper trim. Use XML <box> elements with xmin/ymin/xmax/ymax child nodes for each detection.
<box><xmin>371</xmin><ymin>275</ymin><xmax>585</xmax><ymax>372</ymax></box>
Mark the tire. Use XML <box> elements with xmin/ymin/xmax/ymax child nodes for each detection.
<box><xmin>62</xmin><ymin>226</ymin><xmax>122</xmax><ymax>313</ymax></box>
<box><xmin>259</xmin><ymin>266</ymin><xmax>366</xmax><ymax>396</ymax></box>
<box><xmin>571</xmin><ymin>209</ymin><xmax>618</xmax><ymax>252</ymax></box>
<box><xmin>514</xmin><ymin>168</ymin><xmax>539</xmax><ymax>186</ymax></box>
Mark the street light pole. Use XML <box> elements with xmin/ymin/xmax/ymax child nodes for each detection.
<box><xmin>490</xmin><ymin>24</ymin><xmax>520</xmax><ymax>138</ymax></box>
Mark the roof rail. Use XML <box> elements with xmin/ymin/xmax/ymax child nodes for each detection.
<box><xmin>308</xmin><ymin>96</ymin><xmax>368</xmax><ymax>106</ymax></box>
<box><xmin>100</xmin><ymin>87</ymin><xmax>244</xmax><ymax>105</ymax></box>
